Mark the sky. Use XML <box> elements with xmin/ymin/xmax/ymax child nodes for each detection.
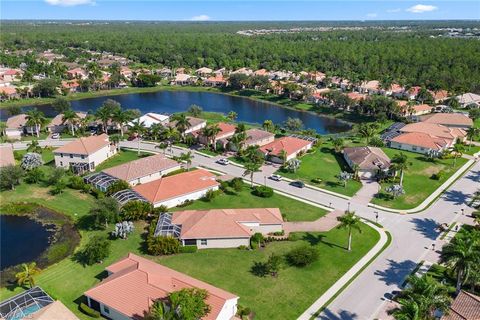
<box><xmin>1</xmin><ymin>0</ymin><xmax>479</xmax><ymax>21</ymax></box>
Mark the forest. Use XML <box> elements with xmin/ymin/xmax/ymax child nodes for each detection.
<box><xmin>1</xmin><ymin>21</ymin><xmax>480</xmax><ymax>93</ymax></box>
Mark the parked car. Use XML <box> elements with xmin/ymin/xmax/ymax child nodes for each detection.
<box><xmin>216</xmin><ymin>158</ymin><xmax>230</xmax><ymax>165</ymax></box>
<box><xmin>269</xmin><ymin>174</ymin><xmax>283</xmax><ymax>181</ymax></box>
<box><xmin>290</xmin><ymin>180</ymin><xmax>305</xmax><ymax>188</ymax></box>
<box><xmin>51</xmin><ymin>133</ymin><xmax>60</xmax><ymax>139</ymax></box>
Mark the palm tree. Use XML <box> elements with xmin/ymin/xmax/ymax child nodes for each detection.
<box><xmin>391</xmin><ymin>153</ymin><xmax>411</xmax><ymax>186</ymax></box>
<box><xmin>279</xmin><ymin>149</ymin><xmax>288</xmax><ymax>166</ymax></box>
<box><xmin>15</xmin><ymin>262</ymin><xmax>41</xmax><ymax>288</ymax></box>
<box><xmin>95</xmin><ymin>106</ymin><xmax>112</xmax><ymax>133</ymax></box>
<box><xmin>128</xmin><ymin>120</ymin><xmax>146</xmax><ymax>155</ymax></box>
<box><xmin>180</xmin><ymin>151</ymin><xmax>193</xmax><ymax>171</ymax></box>
<box><xmin>62</xmin><ymin>109</ymin><xmax>80</xmax><ymax>136</ymax></box>
<box><xmin>229</xmin><ymin>131</ymin><xmax>248</xmax><ymax>152</ymax></box>
<box><xmin>466</xmin><ymin>128</ymin><xmax>479</xmax><ymax>151</ymax></box>
<box><xmin>145</xmin><ymin>299</ymin><xmax>178</xmax><ymax>320</ymax></box>
<box><xmin>243</xmin><ymin>161</ymin><xmax>261</xmax><ymax>187</ymax></box>
<box><xmin>112</xmin><ymin>109</ymin><xmax>133</xmax><ymax>137</ymax></box>
<box><xmin>332</xmin><ymin>137</ymin><xmax>344</xmax><ymax>153</ymax></box>
<box><xmin>150</xmin><ymin>123</ymin><xmax>164</xmax><ymax>141</ymax></box>
<box><xmin>451</xmin><ymin>142</ymin><xmax>465</xmax><ymax>168</ymax></box>
<box><xmin>336</xmin><ymin>211</ymin><xmax>362</xmax><ymax>251</ymax></box>
<box><xmin>171</xmin><ymin>114</ymin><xmax>191</xmax><ymax>141</ymax></box>
<box><xmin>27</xmin><ymin>140</ymin><xmax>42</xmax><ymax>154</ymax></box>
<box><xmin>201</xmin><ymin>123</ymin><xmax>221</xmax><ymax>150</ymax></box>
<box><xmin>262</xmin><ymin>120</ymin><xmax>275</xmax><ymax>133</ymax></box>
<box><xmin>155</xmin><ymin>142</ymin><xmax>169</xmax><ymax>155</ymax></box>
<box><xmin>358</xmin><ymin>124</ymin><xmax>376</xmax><ymax>145</ymax></box>
<box><xmin>440</xmin><ymin>229</ymin><xmax>480</xmax><ymax>294</ymax></box>
<box><xmin>393</xmin><ymin>297</ymin><xmax>420</xmax><ymax>320</ymax></box>
<box><xmin>227</xmin><ymin>111</ymin><xmax>238</xmax><ymax>121</ymax></box>
<box><xmin>26</xmin><ymin>109</ymin><xmax>46</xmax><ymax>137</ymax></box>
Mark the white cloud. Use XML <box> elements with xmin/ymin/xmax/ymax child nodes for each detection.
<box><xmin>406</xmin><ymin>4</ymin><xmax>438</xmax><ymax>13</ymax></box>
<box><xmin>387</xmin><ymin>8</ymin><xmax>402</xmax><ymax>13</ymax></box>
<box><xmin>366</xmin><ymin>13</ymin><xmax>378</xmax><ymax>18</ymax></box>
<box><xmin>190</xmin><ymin>15</ymin><xmax>210</xmax><ymax>21</ymax></box>
<box><xmin>45</xmin><ymin>0</ymin><xmax>95</xmax><ymax>6</ymax></box>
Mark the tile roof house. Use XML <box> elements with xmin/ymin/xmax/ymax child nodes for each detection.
<box><xmin>5</xmin><ymin>114</ymin><xmax>35</xmax><ymax>139</ymax></box>
<box><xmin>455</xmin><ymin>93</ymin><xmax>480</xmax><ymax>108</ymax></box>
<box><xmin>405</xmin><ymin>86</ymin><xmax>422</xmax><ymax>100</ymax></box>
<box><xmin>155</xmin><ymin>208</ymin><xmax>284</xmax><ymax>249</ymax></box>
<box><xmin>198</xmin><ymin>122</ymin><xmax>236</xmax><ymax>148</ymax></box>
<box><xmin>0</xmin><ymin>86</ymin><xmax>19</xmax><ymax>100</ymax></box>
<box><xmin>244</xmin><ymin>129</ymin><xmax>275</xmax><ymax>148</ymax></box>
<box><xmin>259</xmin><ymin>136</ymin><xmax>313</xmax><ymax>163</ymax></box>
<box><xmin>30</xmin><ymin>300</ymin><xmax>80</xmax><ymax>320</ymax></box>
<box><xmin>359</xmin><ymin>80</ymin><xmax>380</xmax><ymax>95</ymax></box>
<box><xmin>173</xmin><ymin>73</ymin><xmax>197</xmax><ymax>85</ymax></box>
<box><xmin>53</xmin><ymin>134</ymin><xmax>117</xmax><ymax>174</ymax></box>
<box><xmin>195</xmin><ymin>67</ymin><xmax>213</xmax><ymax>77</ymax></box>
<box><xmin>204</xmin><ymin>75</ymin><xmax>227</xmax><ymax>87</ymax></box>
<box><xmin>128</xmin><ymin>113</ymin><xmax>170</xmax><ymax>128</ymax></box>
<box><xmin>389</xmin><ymin>132</ymin><xmax>452</xmax><ymax>155</ymax></box>
<box><xmin>84</xmin><ymin>253</ymin><xmax>239</xmax><ymax>320</ymax></box>
<box><xmin>343</xmin><ymin>147</ymin><xmax>391</xmax><ymax>179</ymax></box>
<box><xmin>400</xmin><ymin>122</ymin><xmax>467</xmax><ymax>142</ymax></box>
<box><xmin>132</xmin><ymin>169</ymin><xmax>219</xmax><ymax>208</ymax></box>
<box><xmin>61</xmin><ymin>80</ymin><xmax>81</xmax><ymax>93</ymax></box>
<box><xmin>400</xmin><ymin>104</ymin><xmax>433</xmax><ymax>117</ymax></box>
<box><xmin>167</xmin><ymin>116</ymin><xmax>207</xmax><ymax>134</ymax></box>
<box><xmin>419</xmin><ymin>113</ymin><xmax>474</xmax><ymax>129</ymax></box>
<box><xmin>0</xmin><ymin>145</ymin><xmax>15</xmax><ymax>167</ymax></box>
<box><xmin>431</xmin><ymin>90</ymin><xmax>449</xmax><ymax>103</ymax></box>
<box><xmin>441</xmin><ymin>291</ymin><xmax>480</xmax><ymax>320</ymax></box>
<box><xmin>66</xmin><ymin>68</ymin><xmax>88</xmax><ymax>80</ymax></box>
<box><xmin>103</xmin><ymin>153</ymin><xmax>181</xmax><ymax>186</ymax></box>
<box><xmin>47</xmin><ymin>112</ymin><xmax>88</xmax><ymax>133</ymax></box>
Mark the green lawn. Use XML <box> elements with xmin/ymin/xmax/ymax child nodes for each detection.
<box><xmin>156</xmin><ymin>226</ymin><xmax>379</xmax><ymax>319</ymax></box>
<box><xmin>175</xmin><ymin>186</ymin><xmax>328</xmax><ymax>222</ymax></box>
<box><xmin>277</xmin><ymin>142</ymin><xmax>363</xmax><ymax>197</ymax></box>
<box><xmin>464</xmin><ymin>144</ymin><xmax>480</xmax><ymax>156</ymax></box>
<box><xmin>94</xmin><ymin>149</ymin><xmax>153</xmax><ymax>172</ymax></box>
<box><xmin>371</xmin><ymin>149</ymin><xmax>469</xmax><ymax>210</ymax></box>
<box><xmin>14</xmin><ymin>149</ymin><xmax>55</xmax><ymax>165</ymax></box>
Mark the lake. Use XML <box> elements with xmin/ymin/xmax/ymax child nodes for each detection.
<box><xmin>11</xmin><ymin>91</ymin><xmax>351</xmax><ymax>134</ymax></box>
<box><xmin>0</xmin><ymin>215</ymin><xmax>54</xmax><ymax>270</ymax></box>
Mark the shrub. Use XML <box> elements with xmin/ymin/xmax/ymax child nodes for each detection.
<box><xmin>230</xmin><ymin>177</ymin><xmax>244</xmax><ymax>192</ymax></box>
<box><xmin>69</xmin><ymin>175</ymin><xmax>85</xmax><ymax>190</ymax></box>
<box><xmin>311</xmin><ymin>178</ymin><xmax>322</xmax><ymax>184</ymax></box>
<box><xmin>288</xmin><ymin>233</ymin><xmax>301</xmax><ymax>241</ymax></box>
<box><xmin>251</xmin><ymin>232</ymin><xmax>264</xmax><ymax>243</ymax></box>
<box><xmin>431</xmin><ymin>170</ymin><xmax>445</xmax><ymax>180</ymax></box>
<box><xmin>80</xmin><ymin>303</ymin><xmax>100</xmax><ymax>318</ymax></box>
<box><xmin>121</xmin><ymin>201</ymin><xmax>153</xmax><ymax>220</ymax></box>
<box><xmin>24</xmin><ymin>167</ymin><xmax>44</xmax><ymax>184</ymax></box>
<box><xmin>369</xmin><ymin>136</ymin><xmax>385</xmax><ymax>147</ymax></box>
<box><xmin>50</xmin><ymin>181</ymin><xmax>66</xmax><ymax>195</ymax></box>
<box><xmin>80</xmin><ymin>235</ymin><xmax>111</xmax><ymax>265</ymax></box>
<box><xmin>252</xmin><ymin>185</ymin><xmax>274</xmax><ymax>198</ymax></box>
<box><xmin>203</xmin><ymin>189</ymin><xmax>217</xmax><ymax>201</ymax></box>
<box><xmin>250</xmin><ymin>241</ymin><xmax>259</xmax><ymax>250</ymax></box>
<box><xmin>286</xmin><ymin>245</ymin><xmax>319</xmax><ymax>267</ymax></box>
<box><xmin>177</xmin><ymin>199</ymin><xmax>194</xmax><ymax>207</ymax></box>
<box><xmin>272</xmin><ymin>231</ymin><xmax>285</xmax><ymax>236</ymax></box>
<box><xmin>90</xmin><ymin>188</ymin><xmax>105</xmax><ymax>199</ymax></box>
<box><xmin>238</xmin><ymin>245</ymin><xmax>249</xmax><ymax>250</ymax></box>
<box><xmin>106</xmin><ymin>180</ymin><xmax>130</xmax><ymax>196</ymax></box>
<box><xmin>179</xmin><ymin>245</ymin><xmax>198</xmax><ymax>253</ymax></box>
<box><xmin>147</xmin><ymin>235</ymin><xmax>180</xmax><ymax>255</ymax></box>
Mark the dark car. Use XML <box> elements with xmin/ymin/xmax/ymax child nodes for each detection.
<box><xmin>290</xmin><ymin>180</ymin><xmax>305</xmax><ymax>188</ymax></box>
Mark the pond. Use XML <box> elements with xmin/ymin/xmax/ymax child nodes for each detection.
<box><xmin>0</xmin><ymin>215</ymin><xmax>54</xmax><ymax>270</ymax></box>
<box><xmin>8</xmin><ymin>91</ymin><xmax>351</xmax><ymax>134</ymax></box>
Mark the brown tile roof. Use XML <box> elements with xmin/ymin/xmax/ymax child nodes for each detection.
<box><xmin>103</xmin><ymin>154</ymin><xmax>180</xmax><ymax>182</ymax></box>
<box><xmin>343</xmin><ymin>147</ymin><xmax>391</xmax><ymax>170</ymax></box>
<box><xmin>391</xmin><ymin>132</ymin><xmax>451</xmax><ymax>151</ymax></box>
<box><xmin>400</xmin><ymin>123</ymin><xmax>466</xmax><ymax>140</ymax></box>
<box><xmin>167</xmin><ymin>117</ymin><xmax>206</xmax><ymax>129</ymax></box>
<box><xmin>347</xmin><ymin>92</ymin><xmax>367</xmax><ymax>101</ymax></box>
<box><xmin>133</xmin><ymin>169</ymin><xmax>219</xmax><ymax>204</ymax></box>
<box><xmin>48</xmin><ymin>112</ymin><xmax>87</xmax><ymax>127</ymax></box>
<box><xmin>442</xmin><ymin>291</ymin><xmax>480</xmax><ymax>320</ymax></box>
<box><xmin>54</xmin><ymin>134</ymin><xmax>110</xmax><ymax>155</ymax></box>
<box><xmin>0</xmin><ymin>86</ymin><xmax>17</xmax><ymax>95</ymax></box>
<box><xmin>85</xmin><ymin>253</ymin><xmax>237</xmax><ymax>320</ymax></box>
<box><xmin>172</xmin><ymin>208</ymin><xmax>283</xmax><ymax>239</ymax></box>
<box><xmin>6</xmin><ymin>114</ymin><xmax>28</xmax><ymax>129</ymax></box>
<box><xmin>215</xmin><ymin>123</ymin><xmax>236</xmax><ymax>139</ymax></box>
<box><xmin>30</xmin><ymin>300</ymin><xmax>80</xmax><ymax>320</ymax></box>
<box><xmin>420</xmin><ymin>113</ymin><xmax>473</xmax><ymax>127</ymax></box>
<box><xmin>245</xmin><ymin>129</ymin><xmax>274</xmax><ymax>145</ymax></box>
<box><xmin>0</xmin><ymin>145</ymin><xmax>15</xmax><ymax>167</ymax></box>
<box><xmin>259</xmin><ymin>136</ymin><xmax>312</xmax><ymax>157</ymax></box>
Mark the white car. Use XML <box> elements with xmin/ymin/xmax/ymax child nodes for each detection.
<box><xmin>269</xmin><ymin>174</ymin><xmax>282</xmax><ymax>181</ymax></box>
<box><xmin>216</xmin><ymin>158</ymin><xmax>230</xmax><ymax>165</ymax></box>
<box><xmin>51</xmin><ymin>133</ymin><xmax>60</xmax><ymax>139</ymax></box>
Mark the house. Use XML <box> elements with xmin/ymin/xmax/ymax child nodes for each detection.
<box><xmin>431</xmin><ymin>90</ymin><xmax>449</xmax><ymax>103</ymax></box>
<box><xmin>156</xmin><ymin>67</ymin><xmax>173</xmax><ymax>78</ymax></box>
<box><xmin>204</xmin><ymin>75</ymin><xmax>227</xmax><ymax>87</ymax></box>
<box><xmin>173</xmin><ymin>73</ymin><xmax>197</xmax><ymax>85</ymax></box>
<box><xmin>343</xmin><ymin>147</ymin><xmax>391</xmax><ymax>179</ymax></box>
<box><xmin>400</xmin><ymin>122</ymin><xmax>467</xmax><ymax>142</ymax></box>
<box><xmin>0</xmin><ymin>145</ymin><xmax>15</xmax><ymax>167</ymax></box>
<box><xmin>0</xmin><ymin>86</ymin><xmax>19</xmax><ymax>100</ymax></box>
<box><xmin>129</xmin><ymin>113</ymin><xmax>169</xmax><ymax>128</ymax></box>
<box><xmin>155</xmin><ymin>208</ymin><xmax>284</xmax><ymax>249</ymax></box>
<box><xmin>259</xmin><ymin>136</ymin><xmax>313</xmax><ymax>163</ymax></box>
<box><xmin>389</xmin><ymin>132</ymin><xmax>452</xmax><ymax>155</ymax></box>
<box><xmin>388</xmin><ymin>84</ymin><xmax>406</xmax><ymax>98</ymax></box>
<box><xmin>419</xmin><ymin>113</ymin><xmax>473</xmax><ymax>129</ymax></box>
<box><xmin>84</xmin><ymin>253</ymin><xmax>238</xmax><ymax>320</ymax></box>
<box><xmin>231</xmin><ymin>67</ymin><xmax>253</xmax><ymax>76</ymax></box>
<box><xmin>61</xmin><ymin>80</ymin><xmax>81</xmax><ymax>93</ymax></box>
<box><xmin>0</xmin><ymin>69</ymin><xmax>22</xmax><ymax>82</ymax></box>
<box><xmin>130</xmin><ymin>169</ymin><xmax>219</xmax><ymax>208</ymax></box>
<box><xmin>243</xmin><ymin>129</ymin><xmax>275</xmax><ymax>148</ymax></box>
<box><xmin>405</xmin><ymin>86</ymin><xmax>421</xmax><ymax>100</ymax></box>
<box><xmin>53</xmin><ymin>134</ymin><xmax>117</xmax><ymax>174</ymax></box>
<box><xmin>198</xmin><ymin>122</ymin><xmax>236</xmax><ymax>149</ymax></box>
<box><xmin>195</xmin><ymin>67</ymin><xmax>213</xmax><ymax>77</ymax></box>
<box><xmin>103</xmin><ymin>153</ymin><xmax>181</xmax><ymax>186</ymax></box>
<box><xmin>308</xmin><ymin>71</ymin><xmax>326</xmax><ymax>83</ymax></box>
<box><xmin>347</xmin><ymin>92</ymin><xmax>367</xmax><ymax>106</ymax></box>
<box><xmin>399</xmin><ymin>103</ymin><xmax>433</xmax><ymax>117</ymax></box>
<box><xmin>47</xmin><ymin>112</ymin><xmax>88</xmax><ymax>133</ymax></box>
<box><xmin>5</xmin><ymin>114</ymin><xmax>35</xmax><ymax>139</ymax></box>
<box><xmin>455</xmin><ymin>92</ymin><xmax>480</xmax><ymax>108</ymax></box>
<box><xmin>120</xmin><ymin>66</ymin><xmax>133</xmax><ymax>79</ymax></box>
<box><xmin>66</xmin><ymin>68</ymin><xmax>88</xmax><ymax>80</ymax></box>
<box><xmin>213</xmin><ymin>68</ymin><xmax>226</xmax><ymax>76</ymax></box>
<box><xmin>440</xmin><ymin>290</ymin><xmax>480</xmax><ymax>320</ymax></box>
<box><xmin>167</xmin><ymin>116</ymin><xmax>207</xmax><ymax>134</ymax></box>
<box><xmin>359</xmin><ymin>80</ymin><xmax>380</xmax><ymax>95</ymax></box>
<box><xmin>253</xmin><ymin>69</ymin><xmax>269</xmax><ymax>77</ymax></box>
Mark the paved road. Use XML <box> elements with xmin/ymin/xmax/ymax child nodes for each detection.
<box><xmin>8</xmin><ymin>139</ymin><xmax>480</xmax><ymax>319</ymax></box>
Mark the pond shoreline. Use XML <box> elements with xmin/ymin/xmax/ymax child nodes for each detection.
<box><xmin>0</xmin><ymin>203</ymin><xmax>81</xmax><ymax>288</ymax></box>
<box><xmin>0</xmin><ymin>85</ymin><xmax>354</xmax><ymax>133</ymax></box>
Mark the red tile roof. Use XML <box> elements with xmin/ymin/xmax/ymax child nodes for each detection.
<box><xmin>420</xmin><ymin>113</ymin><xmax>473</xmax><ymax>127</ymax></box>
<box><xmin>172</xmin><ymin>208</ymin><xmax>283</xmax><ymax>239</ymax></box>
<box><xmin>0</xmin><ymin>145</ymin><xmax>15</xmax><ymax>167</ymax></box>
<box><xmin>347</xmin><ymin>92</ymin><xmax>367</xmax><ymax>101</ymax></box>
<box><xmin>259</xmin><ymin>136</ymin><xmax>312</xmax><ymax>157</ymax></box>
<box><xmin>401</xmin><ymin>122</ymin><xmax>466</xmax><ymax>140</ymax></box>
<box><xmin>215</xmin><ymin>123</ymin><xmax>236</xmax><ymax>139</ymax></box>
<box><xmin>54</xmin><ymin>134</ymin><xmax>110</xmax><ymax>155</ymax></box>
<box><xmin>0</xmin><ymin>86</ymin><xmax>17</xmax><ymax>95</ymax></box>
<box><xmin>6</xmin><ymin>114</ymin><xmax>28</xmax><ymax>129</ymax></box>
<box><xmin>391</xmin><ymin>132</ymin><xmax>451</xmax><ymax>151</ymax></box>
<box><xmin>133</xmin><ymin>169</ymin><xmax>219</xmax><ymax>204</ymax></box>
<box><xmin>85</xmin><ymin>253</ymin><xmax>237</xmax><ymax>320</ymax></box>
<box><xmin>441</xmin><ymin>291</ymin><xmax>480</xmax><ymax>320</ymax></box>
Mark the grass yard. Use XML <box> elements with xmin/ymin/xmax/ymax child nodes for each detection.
<box><xmin>157</xmin><ymin>225</ymin><xmax>379</xmax><ymax>319</ymax></box>
<box><xmin>94</xmin><ymin>149</ymin><xmax>153</xmax><ymax>172</ymax></box>
<box><xmin>371</xmin><ymin>148</ymin><xmax>469</xmax><ymax>210</ymax></box>
<box><xmin>175</xmin><ymin>186</ymin><xmax>328</xmax><ymax>221</ymax></box>
<box><xmin>277</xmin><ymin>142</ymin><xmax>363</xmax><ymax>197</ymax></box>
<box><xmin>14</xmin><ymin>149</ymin><xmax>55</xmax><ymax>165</ymax></box>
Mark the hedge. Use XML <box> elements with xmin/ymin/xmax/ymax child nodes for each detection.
<box><xmin>80</xmin><ymin>303</ymin><xmax>100</xmax><ymax>318</ymax></box>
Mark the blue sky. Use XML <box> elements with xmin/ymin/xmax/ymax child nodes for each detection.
<box><xmin>2</xmin><ymin>1</ymin><xmax>479</xmax><ymax>21</ymax></box>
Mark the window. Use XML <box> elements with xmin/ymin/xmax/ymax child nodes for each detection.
<box><xmin>90</xmin><ymin>162</ymin><xmax>95</xmax><ymax>170</ymax></box>
<box><xmin>69</xmin><ymin>154</ymin><xmax>73</xmax><ymax>159</ymax></box>
<box><xmin>184</xmin><ymin>239</ymin><xmax>196</xmax><ymax>246</ymax></box>
<box><xmin>60</xmin><ymin>153</ymin><xmax>63</xmax><ymax>158</ymax></box>
<box><xmin>412</xmin><ymin>146</ymin><xmax>417</xmax><ymax>151</ymax></box>
<box><xmin>60</xmin><ymin>161</ymin><xmax>63</xmax><ymax>166</ymax></box>
<box><xmin>81</xmin><ymin>155</ymin><xmax>85</xmax><ymax>159</ymax></box>
<box><xmin>200</xmin><ymin>239</ymin><xmax>208</xmax><ymax>246</ymax></box>
<box><xmin>103</xmin><ymin>306</ymin><xmax>110</xmax><ymax>314</ymax></box>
